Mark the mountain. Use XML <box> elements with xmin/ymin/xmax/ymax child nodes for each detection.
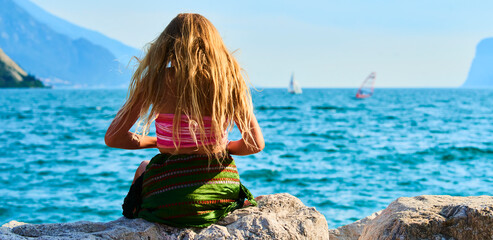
<box><xmin>0</xmin><ymin>0</ymin><xmax>131</xmax><ymax>88</ymax></box>
<box><xmin>14</xmin><ymin>0</ymin><xmax>140</xmax><ymax>64</ymax></box>
<box><xmin>0</xmin><ymin>48</ymin><xmax>45</xmax><ymax>88</ymax></box>
<box><xmin>462</xmin><ymin>38</ymin><xmax>493</xmax><ymax>88</ymax></box>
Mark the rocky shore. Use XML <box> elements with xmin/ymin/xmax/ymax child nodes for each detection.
<box><xmin>329</xmin><ymin>195</ymin><xmax>493</xmax><ymax>240</ymax></box>
<box><xmin>0</xmin><ymin>193</ymin><xmax>329</xmax><ymax>239</ymax></box>
<box><xmin>1</xmin><ymin>194</ymin><xmax>493</xmax><ymax>239</ymax></box>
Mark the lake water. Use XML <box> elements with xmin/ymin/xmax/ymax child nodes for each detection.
<box><xmin>1</xmin><ymin>88</ymin><xmax>492</xmax><ymax>228</ymax></box>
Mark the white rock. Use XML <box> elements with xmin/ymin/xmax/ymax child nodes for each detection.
<box><xmin>329</xmin><ymin>211</ymin><xmax>381</xmax><ymax>240</ymax></box>
<box><xmin>1</xmin><ymin>193</ymin><xmax>329</xmax><ymax>240</ymax></box>
<box><xmin>329</xmin><ymin>195</ymin><xmax>493</xmax><ymax>240</ymax></box>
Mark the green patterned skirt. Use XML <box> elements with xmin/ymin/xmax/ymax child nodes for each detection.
<box><xmin>124</xmin><ymin>153</ymin><xmax>257</xmax><ymax>228</ymax></box>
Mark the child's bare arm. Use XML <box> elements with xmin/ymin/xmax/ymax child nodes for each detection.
<box><xmin>104</xmin><ymin>100</ymin><xmax>157</xmax><ymax>150</ymax></box>
<box><xmin>227</xmin><ymin>113</ymin><xmax>264</xmax><ymax>155</ymax></box>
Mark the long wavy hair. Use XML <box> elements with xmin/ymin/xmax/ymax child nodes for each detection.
<box><xmin>118</xmin><ymin>13</ymin><xmax>255</xmax><ymax>159</ymax></box>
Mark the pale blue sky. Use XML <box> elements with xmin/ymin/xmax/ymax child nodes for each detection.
<box><xmin>29</xmin><ymin>0</ymin><xmax>493</xmax><ymax>87</ymax></box>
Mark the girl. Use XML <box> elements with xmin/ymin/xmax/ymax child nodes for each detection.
<box><xmin>104</xmin><ymin>13</ymin><xmax>264</xmax><ymax>227</ymax></box>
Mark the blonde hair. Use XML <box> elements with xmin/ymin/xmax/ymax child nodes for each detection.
<box><xmin>119</xmin><ymin>13</ymin><xmax>255</xmax><ymax>159</ymax></box>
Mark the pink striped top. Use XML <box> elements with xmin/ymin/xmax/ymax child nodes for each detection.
<box><xmin>155</xmin><ymin>114</ymin><xmax>227</xmax><ymax>148</ymax></box>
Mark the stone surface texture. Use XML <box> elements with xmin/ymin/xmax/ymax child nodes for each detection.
<box><xmin>0</xmin><ymin>193</ymin><xmax>329</xmax><ymax>240</ymax></box>
<box><xmin>329</xmin><ymin>211</ymin><xmax>381</xmax><ymax>240</ymax></box>
<box><xmin>329</xmin><ymin>195</ymin><xmax>493</xmax><ymax>240</ymax></box>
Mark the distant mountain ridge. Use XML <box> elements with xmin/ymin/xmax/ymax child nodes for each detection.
<box><xmin>0</xmin><ymin>48</ymin><xmax>45</xmax><ymax>88</ymax></box>
<box><xmin>462</xmin><ymin>38</ymin><xmax>493</xmax><ymax>88</ymax></box>
<box><xmin>0</xmin><ymin>0</ymin><xmax>132</xmax><ymax>88</ymax></box>
<box><xmin>14</xmin><ymin>0</ymin><xmax>140</xmax><ymax>64</ymax></box>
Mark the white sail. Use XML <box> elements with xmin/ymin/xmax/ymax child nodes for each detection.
<box><xmin>288</xmin><ymin>73</ymin><xmax>302</xmax><ymax>94</ymax></box>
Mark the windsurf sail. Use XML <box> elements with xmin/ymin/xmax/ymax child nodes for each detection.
<box><xmin>288</xmin><ymin>73</ymin><xmax>302</xmax><ymax>94</ymax></box>
<box><xmin>356</xmin><ymin>72</ymin><xmax>376</xmax><ymax>99</ymax></box>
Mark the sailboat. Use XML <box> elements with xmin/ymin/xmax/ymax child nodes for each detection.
<box><xmin>288</xmin><ymin>73</ymin><xmax>302</xmax><ymax>94</ymax></box>
<box><xmin>355</xmin><ymin>72</ymin><xmax>376</xmax><ymax>99</ymax></box>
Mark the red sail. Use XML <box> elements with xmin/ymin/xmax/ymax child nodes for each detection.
<box><xmin>356</xmin><ymin>72</ymin><xmax>376</xmax><ymax>99</ymax></box>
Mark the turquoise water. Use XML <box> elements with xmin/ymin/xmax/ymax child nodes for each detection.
<box><xmin>1</xmin><ymin>88</ymin><xmax>493</xmax><ymax>228</ymax></box>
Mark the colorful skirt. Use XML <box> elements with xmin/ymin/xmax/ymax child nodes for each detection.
<box><xmin>122</xmin><ymin>153</ymin><xmax>257</xmax><ymax>228</ymax></box>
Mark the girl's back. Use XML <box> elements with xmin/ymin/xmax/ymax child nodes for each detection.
<box><xmin>155</xmin><ymin>70</ymin><xmax>219</xmax><ymax>155</ymax></box>
<box><xmin>105</xmin><ymin>13</ymin><xmax>264</xmax><ymax>227</ymax></box>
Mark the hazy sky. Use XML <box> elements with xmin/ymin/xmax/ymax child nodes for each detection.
<box><xmin>29</xmin><ymin>0</ymin><xmax>493</xmax><ymax>87</ymax></box>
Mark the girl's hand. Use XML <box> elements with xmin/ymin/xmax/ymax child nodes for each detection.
<box><xmin>132</xmin><ymin>135</ymin><xmax>157</xmax><ymax>149</ymax></box>
<box><xmin>141</xmin><ymin>136</ymin><xmax>158</xmax><ymax>148</ymax></box>
<box><xmin>227</xmin><ymin>114</ymin><xmax>265</xmax><ymax>155</ymax></box>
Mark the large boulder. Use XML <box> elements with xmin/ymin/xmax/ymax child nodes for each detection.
<box><xmin>330</xmin><ymin>195</ymin><xmax>493</xmax><ymax>240</ymax></box>
<box><xmin>0</xmin><ymin>193</ymin><xmax>329</xmax><ymax>240</ymax></box>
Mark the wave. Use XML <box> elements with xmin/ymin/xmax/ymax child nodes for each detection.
<box><xmin>241</xmin><ymin>169</ymin><xmax>281</xmax><ymax>181</ymax></box>
<box><xmin>264</xmin><ymin>142</ymin><xmax>287</xmax><ymax>151</ymax></box>
<box><xmin>292</xmin><ymin>131</ymin><xmax>347</xmax><ymax>140</ymax></box>
<box><xmin>279</xmin><ymin>153</ymin><xmax>299</xmax><ymax>159</ymax></box>
<box><xmin>381</xmin><ymin>115</ymin><xmax>398</xmax><ymax>120</ymax></box>
<box><xmin>296</xmin><ymin>143</ymin><xmax>336</xmax><ymax>153</ymax></box>
<box><xmin>367</xmin><ymin>146</ymin><xmax>493</xmax><ymax>165</ymax></box>
<box><xmin>417</xmin><ymin>146</ymin><xmax>493</xmax><ymax>156</ymax></box>
<box><xmin>266</xmin><ymin>117</ymin><xmax>298</xmax><ymax>122</ymax></box>
<box><xmin>256</xmin><ymin>106</ymin><xmax>298</xmax><ymax>110</ymax></box>
<box><xmin>311</xmin><ymin>105</ymin><xmax>344</xmax><ymax>111</ymax></box>
<box><xmin>417</xmin><ymin>104</ymin><xmax>438</xmax><ymax>108</ymax></box>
